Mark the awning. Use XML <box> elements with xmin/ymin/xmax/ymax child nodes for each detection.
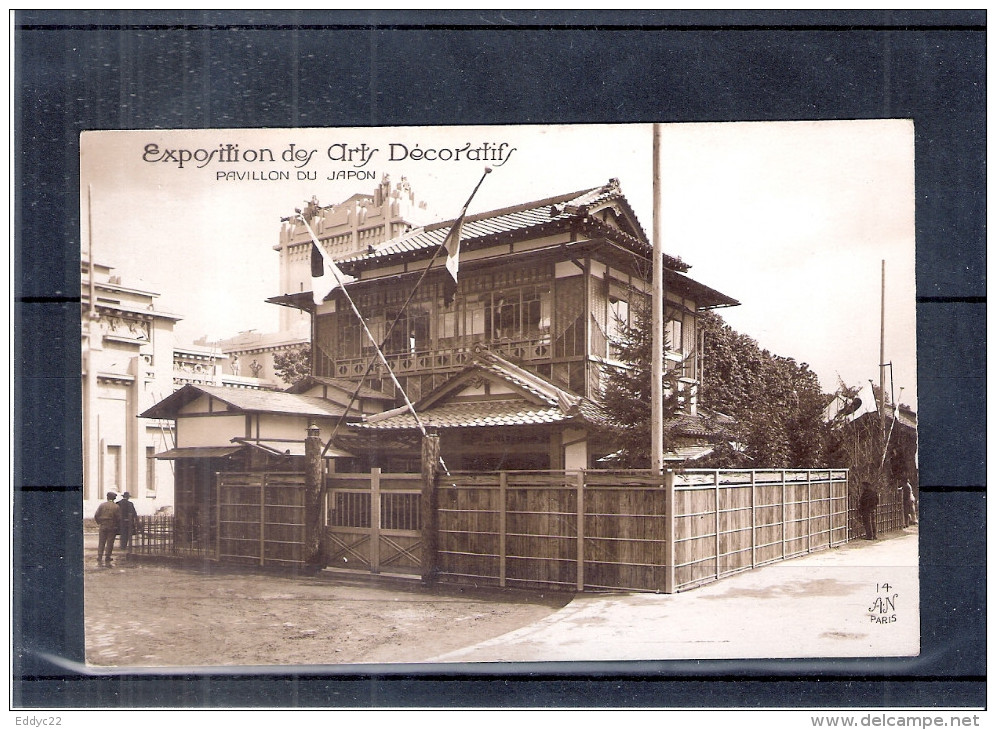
<box><xmin>154</xmin><ymin>446</ymin><xmax>243</xmax><ymax>460</ymax></box>
<box><xmin>236</xmin><ymin>439</ymin><xmax>355</xmax><ymax>459</ymax></box>
<box><xmin>663</xmin><ymin>444</ymin><xmax>716</xmax><ymax>462</ymax></box>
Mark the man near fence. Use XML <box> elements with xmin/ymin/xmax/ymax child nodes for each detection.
<box><xmin>857</xmin><ymin>482</ymin><xmax>879</xmax><ymax>540</ymax></box>
<box><xmin>94</xmin><ymin>491</ymin><xmax>121</xmax><ymax>566</ymax></box>
<box><xmin>901</xmin><ymin>480</ymin><xmax>917</xmax><ymax>527</ymax></box>
<box><xmin>117</xmin><ymin>491</ymin><xmax>138</xmax><ymax>557</ymax></box>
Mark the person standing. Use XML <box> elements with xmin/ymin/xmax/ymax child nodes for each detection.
<box><xmin>94</xmin><ymin>492</ymin><xmax>121</xmax><ymax>566</ymax></box>
<box><xmin>902</xmin><ymin>480</ymin><xmax>917</xmax><ymax>527</ymax></box>
<box><xmin>117</xmin><ymin>491</ymin><xmax>138</xmax><ymax>556</ymax></box>
<box><xmin>857</xmin><ymin>482</ymin><xmax>879</xmax><ymax>540</ymax></box>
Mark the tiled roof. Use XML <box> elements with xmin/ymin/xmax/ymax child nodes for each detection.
<box><xmin>338</xmin><ymin>179</ymin><xmax>689</xmax><ymax>273</ymax></box>
<box><xmin>356</xmin><ymin>400</ymin><xmax>572</xmax><ymax>430</ymax></box>
<box><xmin>140</xmin><ymin>383</ymin><xmax>349</xmax><ymax>420</ymax></box>
<box><xmin>190</xmin><ymin>384</ymin><xmax>348</xmax><ymax>417</ymax></box>
<box><xmin>662</xmin><ymin>408</ymin><xmax>735</xmax><ymax>439</ymax></box>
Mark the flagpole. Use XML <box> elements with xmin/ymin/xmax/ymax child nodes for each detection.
<box><xmin>315</xmin><ymin>167</ymin><xmax>492</xmax><ymax>458</ymax></box>
<box><xmin>651</xmin><ymin>123</ymin><xmax>665</xmax><ymax>473</ymax></box>
<box><xmin>297</xmin><ymin>213</ymin><xmax>433</xmax><ymax>439</ymax></box>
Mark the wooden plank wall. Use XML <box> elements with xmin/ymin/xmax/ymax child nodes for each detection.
<box><xmin>672</xmin><ymin>470</ymin><xmax>850</xmax><ymax>591</ymax></box>
<box><xmin>435</xmin><ymin>468</ymin><xmax>850</xmax><ymax>594</ymax></box>
<box><xmin>216</xmin><ymin>472</ymin><xmax>307</xmax><ymax>567</ymax></box>
<box><xmin>584</xmin><ymin>471</ymin><xmax>668</xmax><ymax>592</ymax></box>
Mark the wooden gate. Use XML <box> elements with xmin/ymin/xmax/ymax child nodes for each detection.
<box><xmin>325</xmin><ymin>469</ymin><xmax>423</xmax><ymax>576</ymax></box>
<box><xmin>216</xmin><ymin>472</ymin><xmax>307</xmax><ymax>567</ymax></box>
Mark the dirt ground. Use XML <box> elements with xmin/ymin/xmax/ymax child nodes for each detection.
<box><xmin>83</xmin><ymin>537</ymin><xmax>571</xmax><ymax>669</ymax></box>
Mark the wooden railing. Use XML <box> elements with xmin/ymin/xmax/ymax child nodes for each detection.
<box><xmin>314</xmin><ymin>336</ymin><xmax>557</xmax><ymax>381</ymax></box>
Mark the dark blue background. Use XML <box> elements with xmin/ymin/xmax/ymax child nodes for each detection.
<box><xmin>12</xmin><ymin>10</ymin><xmax>986</xmax><ymax>708</ymax></box>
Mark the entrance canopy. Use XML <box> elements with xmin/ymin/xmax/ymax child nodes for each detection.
<box><xmin>233</xmin><ymin>438</ymin><xmax>355</xmax><ymax>459</ymax></box>
<box><xmin>154</xmin><ymin>445</ymin><xmax>242</xmax><ymax>460</ymax></box>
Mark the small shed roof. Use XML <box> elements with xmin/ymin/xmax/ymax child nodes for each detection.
<box><xmin>153</xmin><ymin>446</ymin><xmax>242</xmax><ymax>460</ymax></box>
<box><xmin>141</xmin><ymin>383</ymin><xmax>350</xmax><ymax>421</ymax></box>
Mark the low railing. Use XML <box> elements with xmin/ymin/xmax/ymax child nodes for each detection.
<box><xmin>132</xmin><ymin>514</ymin><xmax>215</xmax><ymax>560</ymax></box>
<box><xmin>316</xmin><ymin>336</ymin><xmax>555</xmax><ymax>381</ymax></box>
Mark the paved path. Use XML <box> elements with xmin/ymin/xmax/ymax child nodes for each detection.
<box><xmin>430</xmin><ymin>527</ymin><xmax>919</xmax><ymax>663</ymax></box>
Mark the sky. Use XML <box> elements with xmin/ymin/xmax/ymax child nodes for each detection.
<box><xmin>80</xmin><ymin>121</ymin><xmax>916</xmax><ymax>406</ymax></box>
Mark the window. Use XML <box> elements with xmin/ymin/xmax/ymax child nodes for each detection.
<box><xmin>607</xmin><ymin>297</ymin><xmax>630</xmax><ymax>357</ymax></box>
<box><xmin>104</xmin><ymin>445</ymin><xmax>121</xmax><ymax>492</ymax></box>
<box><xmin>146</xmin><ymin>446</ymin><xmax>157</xmax><ymax>495</ymax></box>
<box><xmin>666</xmin><ymin>318</ymin><xmax>683</xmax><ymax>354</ymax></box>
<box><xmin>487</xmin><ymin>285</ymin><xmax>551</xmax><ymax>341</ymax></box>
<box><xmin>384</xmin><ymin>306</ymin><xmax>430</xmax><ymax>354</ymax></box>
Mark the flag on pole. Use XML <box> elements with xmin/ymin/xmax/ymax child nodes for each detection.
<box><xmin>310</xmin><ymin>238</ymin><xmax>355</xmax><ymax>306</ymax></box>
<box><xmin>441</xmin><ymin>166</ymin><xmax>492</xmax><ymax>306</ymax></box>
<box><xmin>442</xmin><ymin>212</ymin><xmax>468</xmax><ymax>306</ymax></box>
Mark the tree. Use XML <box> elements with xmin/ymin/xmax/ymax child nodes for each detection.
<box><xmin>272</xmin><ymin>345</ymin><xmax>312</xmax><ymax>385</ymax></box>
<box><xmin>597</xmin><ymin>303</ymin><xmax>682</xmax><ymax>467</ymax></box>
<box><xmin>695</xmin><ymin>312</ymin><xmax>832</xmax><ymax>468</ymax></box>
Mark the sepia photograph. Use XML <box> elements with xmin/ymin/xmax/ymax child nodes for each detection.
<box><xmin>79</xmin><ymin>121</ymin><xmax>919</xmax><ymax>668</ymax></box>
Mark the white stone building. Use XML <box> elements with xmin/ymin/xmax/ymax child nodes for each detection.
<box><xmin>82</xmin><ymin>260</ymin><xmax>180</xmax><ymax>518</ymax></box>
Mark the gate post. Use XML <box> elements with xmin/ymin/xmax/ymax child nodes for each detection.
<box><xmin>371</xmin><ymin>468</ymin><xmax>381</xmax><ymax>573</ymax></box>
<box><xmin>304</xmin><ymin>422</ymin><xmax>325</xmax><ymax>569</ymax></box>
<box><xmin>420</xmin><ymin>432</ymin><xmax>441</xmax><ymax>584</ymax></box>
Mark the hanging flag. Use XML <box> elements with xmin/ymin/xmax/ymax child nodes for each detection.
<box><xmin>441</xmin><ymin>166</ymin><xmax>493</xmax><ymax>306</ymax></box>
<box><xmin>442</xmin><ymin>213</ymin><xmax>467</xmax><ymax>306</ymax></box>
<box><xmin>311</xmin><ymin>239</ymin><xmax>355</xmax><ymax>306</ymax></box>
<box><xmin>293</xmin><ymin>209</ymin><xmax>356</xmax><ymax>307</ymax></box>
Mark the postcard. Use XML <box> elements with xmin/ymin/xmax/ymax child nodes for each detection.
<box><xmin>79</xmin><ymin>122</ymin><xmax>919</xmax><ymax>667</ymax></box>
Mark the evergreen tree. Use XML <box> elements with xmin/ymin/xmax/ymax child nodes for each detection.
<box><xmin>598</xmin><ymin>304</ymin><xmax>682</xmax><ymax>467</ymax></box>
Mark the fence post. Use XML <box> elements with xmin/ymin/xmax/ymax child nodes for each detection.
<box><xmin>371</xmin><ymin>467</ymin><xmax>381</xmax><ymax>574</ymax></box>
<box><xmin>259</xmin><ymin>473</ymin><xmax>266</xmax><ymax>567</ymax></box>
<box><xmin>807</xmin><ymin>471</ymin><xmax>812</xmax><ymax>554</ymax></box>
<box><xmin>714</xmin><ymin>470</ymin><xmax>721</xmax><ymax>580</ymax></box>
<box><xmin>576</xmin><ymin>470</ymin><xmax>585</xmax><ymax>592</ymax></box>
<box><xmin>499</xmin><ymin>470</ymin><xmax>507</xmax><ymax>588</ymax></box>
<box><xmin>215</xmin><ymin>476</ymin><xmax>221</xmax><ymax>563</ymax></box>
<box><xmin>828</xmin><ymin>473</ymin><xmax>834</xmax><ymax>547</ymax></box>
<box><xmin>304</xmin><ymin>422</ymin><xmax>324</xmax><ymax>568</ymax></box>
<box><xmin>781</xmin><ymin>470</ymin><xmax>787</xmax><ymax>560</ymax></box>
<box><xmin>420</xmin><ymin>434</ymin><xmax>440</xmax><ymax>584</ymax></box>
<box><xmin>751</xmin><ymin>470</ymin><xmax>757</xmax><ymax>568</ymax></box>
<box><xmin>663</xmin><ymin>469</ymin><xmax>675</xmax><ymax>594</ymax></box>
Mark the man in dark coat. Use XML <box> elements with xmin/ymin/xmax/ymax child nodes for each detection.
<box><xmin>857</xmin><ymin>482</ymin><xmax>879</xmax><ymax>540</ymax></box>
<box><xmin>901</xmin><ymin>480</ymin><xmax>917</xmax><ymax>527</ymax></box>
<box><xmin>117</xmin><ymin>491</ymin><xmax>139</xmax><ymax>556</ymax></box>
<box><xmin>94</xmin><ymin>491</ymin><xmax>121</xmax><ymax>566</ymax></box>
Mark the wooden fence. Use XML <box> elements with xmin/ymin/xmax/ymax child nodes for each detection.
<box><xmin>433</xmin><ymin>469</ymin><xmax>849</xmax><ymax>593</ymax></box>
<box><xmin>132</xmin><ymin>467</ymin><xmax>867</xmax><ymax>593</ymax></box>
<box><xmin>671</xmin><ymin>469</ymin><xmax>849</xmax><ymax>591</ymax></box>
<box><xmin>215</xmin><ymin>472</ymin><xmax>308</xmax><ymax>567</ymax></box>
